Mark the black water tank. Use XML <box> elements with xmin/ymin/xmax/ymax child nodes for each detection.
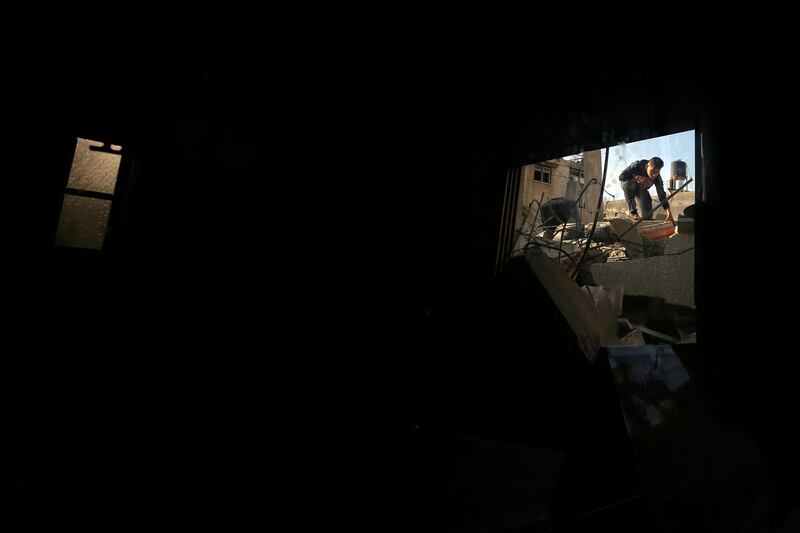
<box><xmin>671</xmin><ymin>159</ymin><xmax>687</xmax><ymax>177</ymax></box>
<box><xmin>540</xmin><ymin>197</ymin><xmax>578</xmax><ymax>228</ymax></box>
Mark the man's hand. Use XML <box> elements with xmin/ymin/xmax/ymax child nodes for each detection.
<box><xmin>635</xmin><ymin>175</ymin><xmax>653</xmax><ymax>189</ymax></box>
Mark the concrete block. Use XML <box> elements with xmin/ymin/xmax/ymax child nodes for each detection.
<box><xmin>589</xmin><ymin>253</ymin><xmax>694</xmax><ymax>308</ymax></box>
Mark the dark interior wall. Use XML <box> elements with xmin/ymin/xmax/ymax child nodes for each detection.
<box><xmin>5</xmin><ymin>53</ymin><xmax>272</xmax><ymax>506</ymax></box>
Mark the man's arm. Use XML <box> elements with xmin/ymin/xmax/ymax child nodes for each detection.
<box><xmin>654</xmin><ymin>177</ymin><xmax>674</xmax><ymax>224</ymax></box>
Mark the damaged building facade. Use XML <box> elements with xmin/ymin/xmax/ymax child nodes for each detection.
<box><xmin>516</xmin><ymin>150</ymin><xmax>602</xmax><ymax>235</ymax></box>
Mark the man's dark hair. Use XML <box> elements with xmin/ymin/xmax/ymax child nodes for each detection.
<box><xmin>648</xmin><ymin>157</ymin><xmax>664</xmax><ymax>169</ymax></box>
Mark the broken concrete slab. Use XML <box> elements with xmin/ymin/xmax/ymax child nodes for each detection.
<box><xmin>588</xmin><ymin>221</ymin><xmax>617</xmax><ymax>244</ymax></box>
<box><xmin>607</xmin><ymin>218</ymin><xmax>645</xmax><ymax>258</ymax></box>
<box><xmin>664</xmin><ymin>233</ymin><xmax>695</xmax><ymax>256</ymax></box>
<box><xmin>585</xmin><ymin>219</ymin><xmax>649</xmax><ymax>259</ymax></box>
<box><xmin>641</xmin><ymin>235</ymin><xmax>665</xmax><ymax>257</ymax></box>
<box><xmin>589</xmin><ymin>253</ymin><xmax>694</xmax><ymax>308</ymax></box>
<box><xmin>525</xmin><ymin>247</ymin><xmax>638</xmax><ymax>361</ymax></box>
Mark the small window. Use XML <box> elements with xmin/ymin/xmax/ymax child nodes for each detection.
<box><xmin>54</xmin><ymin>138</ymin><xmax>122</xmax><ymax>250</ymax></box>
<box><xmin>533</xmin><ymin>165</ymin><xmax>551</xmax><ymax>184</ymax></box>
<box><xmin>569</xmin><ymin>167</ymin><xmax>585</xmax><ymax>184</ymax></box>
